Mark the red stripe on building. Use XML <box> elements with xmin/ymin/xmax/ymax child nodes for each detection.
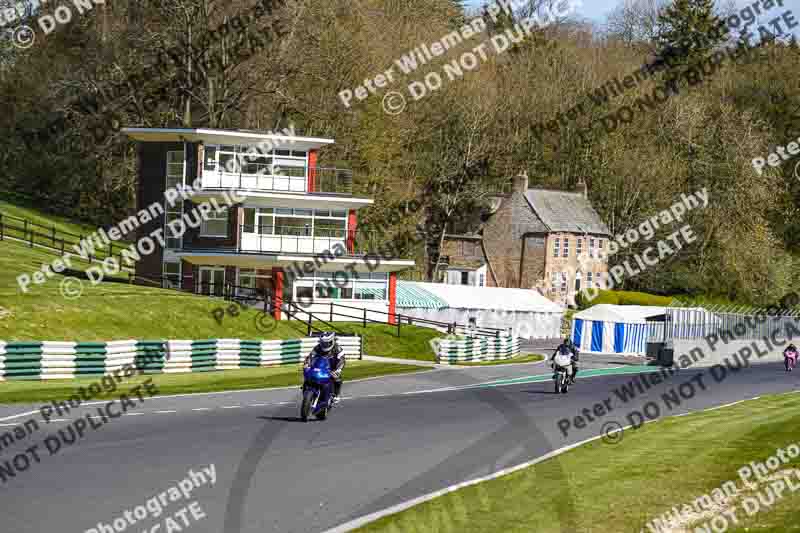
<box><xmin>347</xmin><ymin>209</ymin><xmax>358</xmax><ymax>253</ymax></box>
<box><xmin>388</xmin><ymin>272</ymin><xmax>397</xmax><ymax>325</ymax></box>
<box><xmin>308</xmin><ymin>149</ymin><xmax>318</xmax><ymax>192</ymax></box>
<box><xmin>272</xmin><ymin>267</ymin><xmax>284</xmax><ymax>320</ymax></box>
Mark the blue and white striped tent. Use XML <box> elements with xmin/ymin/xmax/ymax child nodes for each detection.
<box><xmin>572</xmin><ymin>305</ymin><xmax>666</xmax><ymax>356</ymax></box>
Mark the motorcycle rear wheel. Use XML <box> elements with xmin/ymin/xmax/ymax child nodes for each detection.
<box><xmin>301</xmin><ymin>389</ymin><xmax>315</xmax><ymax>422</ymax></box>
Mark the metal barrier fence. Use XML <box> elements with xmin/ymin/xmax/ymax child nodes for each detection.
<box><xmin>664</xmin><ymin>307</ymin><xmax>800</xmax><ymax>341</ymax></box>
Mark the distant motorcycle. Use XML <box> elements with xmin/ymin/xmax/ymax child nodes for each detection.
<box><xmin>552</xmin><ymin>353</ymin><xmax>573</xmax><ymax>394</ymax></box>
<box><xmin>785</xmin><ymin>348</ymin><xmax>798</xmax><ymax>372</ymax></box>
<box><xmin>301</xmin><ymin>355</ymin><xmax>335</xmax><ymax>421</ymax></box>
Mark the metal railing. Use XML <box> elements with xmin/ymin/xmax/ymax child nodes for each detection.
<box><xmin>664</xmin><ymin>308</ymin><xmax>800</xmax><ymax>341</ymax></box>
<box><xmin>297</xmin><ymin>300</ymin><xmax>508</xmax><ymax>339</ymax></box>
<box><xmin>0</xmin><ymin>211</ymin><xmax>133</xmax><ymax>270</ymax></box>
<box><xmin>182</xmin><ymin>224</ymin><xmax>418</xmax><ymax>258</ymax></box>
<box><xmin>199</xmin><ymin>166</ymin><xmax>354</xmax><ymax>195</ymax></box>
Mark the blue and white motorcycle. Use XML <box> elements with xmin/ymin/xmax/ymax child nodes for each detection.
<box><xmin>300</xmin><ymin>355</ymin><xmax>335</xmax><ymax>422</ymax></box>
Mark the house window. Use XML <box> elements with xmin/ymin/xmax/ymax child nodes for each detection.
<box><xmin>553</xmin><ymin>238</ymin><xmax>560</xmax><ymax>258</ymax></box>
<box><xmin>292</xmin><ymin>271</ymin><xmax>387</xmax><ymax>301</ymax></box>
<box><xmin>164</xmin><ymin>209</ymin><xmax>184</xmax><ymax>249</ymax></box>
<box><xmin>561</xmin><ymin>272</ymin><xmax>568</xmax><ymax>293</ymax></box>
<box><xmin>236</xmin><ymin>268</ymin><xmax>269</xmax><ymax>300</ymax></box>
<box><xmin>201</xmin><ymin>207</ymin><xmax>229</xmax><ymax>237</ymax></box>
<box><xmin>242</xmin><ymin>207</ymin><xmax>346</xmax><ymax>238</ymax></box>
<box><xmin>162</xmin><ymin>261</ymin><xmax>181</xmax><ymax>289</ymax></box>
<box><xmin>587</xmin><ymin>271</ymin><xmax>593</xmax><ymax>288</ymax></box>
<box><xmin>563</xmin><ymin>238</ymin><xmax>569</xmax><ymax>257</ymax></box>
<box><xmin>479</xmin><ymin>273</ymin><xmax>485</xmax><ymax>287</ymax></box>
<box><xmin>595</xmin><ymin>272</ymin><xmax>603</xmax><ymax>289</ymax></box>
<box><xmin>165</xmin><ymin>151</ymin><xmax>185</xmax><ymax>190</ymax></box>
<box><xmin>197</xmin><ymin>267</ymin><xmax>226</xmax><ymax>297</ymax></box>
<box><xmin>577</xmin><ymin>238</ymin><xmax>583</xmax><ymax>256</ymax></box>
<box><xmin>589</xmin><ymin>238</ymin><xmax>595</xmax><ymax>258</ymax></box>
<box><xmin>164</xmin><ymin>150</ymin><xmax>185</xmax><ymax>250</ymax></box>
<box><xmin>205</xmin><ymin>144</ymin><xmax>307</xmax><ymax>180</ymax></box>
<box><xmin>461</xmin><ymin>271</ymin><xmax>469</xmax><ymax>285</ymax></box>
<box><xmin>574</xmin><ymin>271</ymin><xmax>581</xmax><ymax>291</ymax></box>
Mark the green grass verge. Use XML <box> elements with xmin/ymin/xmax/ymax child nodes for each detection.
<box><xmin>357</xmin><ymin>392</ymin><xmax>800</xmax><ymax>533</ymax></box>
<box><xmin>0</xmin><ymin>241</ymin><xmax>442</xmax><ymax>362</ymax></box>
<box><xmin>0</xmin><ymin>198</ymin><xmax>101</xmax><ymax>238</ymax></box>
<box><xmin>333</xmin><ymin>322</ymin><xmax>440</xmax><ymax>361</ymax></box>
<box><xmin>454</xmin><ymin>353</ymin><xmax>545</xmax><ymax>366</ymax></box>
<box><xmin>0</xmin><ymin>360</ymin><xmax>428</xmax><ymax>404</ymax></box>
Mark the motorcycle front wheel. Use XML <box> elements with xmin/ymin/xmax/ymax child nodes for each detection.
<box><xmin>301</xmin><ymin>388</ymin><xmax>316</xmax><ymax>422</ymax></box>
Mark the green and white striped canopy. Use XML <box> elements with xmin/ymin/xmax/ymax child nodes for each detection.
<box><xmin>355</xmin><ymin>287</ymin><xmax>386</xmax><ymax>298</ymax></box>
<box><xmin>396</xmin><ymin>282</ymin><xmax>448</xmax><ymax>310</ymax></box>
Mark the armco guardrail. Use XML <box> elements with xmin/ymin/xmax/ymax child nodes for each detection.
<box><xmin>0</xmin><ymin>336</ymin><xmax>361</xmax><ymax>380</ymax></box>
<box><xmin>434</xmin><ymin>335</ymin><xmax>520</xmax><ymax>365</ymax></box>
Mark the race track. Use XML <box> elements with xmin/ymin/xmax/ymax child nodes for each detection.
<box><xmin>0</xmin><ymin>356</ymin><xmax>797</xmax><ymax>533</ymax></box>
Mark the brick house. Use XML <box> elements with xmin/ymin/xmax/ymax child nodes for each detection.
<box><xmin>439</xmin><ymin>172</ymin><xmax>610</xmax><ymax>306</ymax></box>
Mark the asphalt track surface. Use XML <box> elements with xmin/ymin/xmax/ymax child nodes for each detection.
<box><xmin>0</xmin><ymin>356</ymin><xmax>798</xmax><ymax>533</ymax></box>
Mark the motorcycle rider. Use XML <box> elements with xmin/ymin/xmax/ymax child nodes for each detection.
<box><xmin>551</xmin><ymin>338</ymin><xmax>579</xmax><ymax>384</ymax></box>
<box><xmin>784</xmin><ymin>343</ymin><xmax>798</xmax><ymax>372</ymax></box>
<box><xmin>304</xmin><ymin>331</ymin><xmax>346</xmax><ymax>404</ymax></box>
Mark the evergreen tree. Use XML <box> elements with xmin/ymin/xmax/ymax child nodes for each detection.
<box><xmin>655</xmin><ymin>0</ymin><xmax>727</xmax><ymax>68</ymax></box>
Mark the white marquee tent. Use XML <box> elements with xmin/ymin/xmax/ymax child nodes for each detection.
<box><xmin>396</xmin><ymin>282</ymin><xmax>564</xmax><ymax>339</ymax></box>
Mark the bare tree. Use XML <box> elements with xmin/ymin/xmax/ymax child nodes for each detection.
<box><xmin>605</xmin><ymin>0</ymin><xmax>665</xmax><ymax>48</ymax></box>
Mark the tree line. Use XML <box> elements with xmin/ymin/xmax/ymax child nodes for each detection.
<box><xmin>0</xmin><ymin>0</ymin><xmax>798</xmax><ymax>304</ymax></box>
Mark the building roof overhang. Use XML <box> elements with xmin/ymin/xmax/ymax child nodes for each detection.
<box><xmin>175</xmin><ymin>252</ymin><xmax>414</xmax><ymax>273</ymax></box>
<box><xmin>192</xmin><ymin>190</ymin><xmax>373</xmax><ymax>210</ymax></box>
<box><xmin>121</xmin><ymin>127</ymin><xmax>335</xmax><ymax>151</ymax></box>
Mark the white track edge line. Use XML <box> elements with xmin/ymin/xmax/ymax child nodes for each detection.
<box><xmin>323</xmin><ymin>394</ymin><xmax>768</xmax><ymax>533</ymax></box>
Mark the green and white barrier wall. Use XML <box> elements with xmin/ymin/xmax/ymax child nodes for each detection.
<box><xmin>0</xmin><ymin>336</ymin><xmax>362</xmax><ymax>380</ymax></box>
<box><xmin>434</xmin><ymin>335</ymin><xmax>520</xmax><ymax>364</ymax></box>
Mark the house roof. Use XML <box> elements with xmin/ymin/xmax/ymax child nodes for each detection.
<box><xmin>524</xmin><ymin>189</ymin><xmax>610</xmax><ymax>235</ymax></box>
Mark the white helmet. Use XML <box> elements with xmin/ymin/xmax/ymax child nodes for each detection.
<box><xmin>319</xmin><ymin>331</ymin><xmax>336</xmax><ymax>354</ymax></box>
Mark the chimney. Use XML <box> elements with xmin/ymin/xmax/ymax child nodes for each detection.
<box><xmin>512</xmin><ymin>171</ymin><xmax>529</xmax><ymax>194</ymax></box>
<box><xmin>575</xmin><ymin>179</ymin><xmax>588</xmax><ymax>198</ymax></box>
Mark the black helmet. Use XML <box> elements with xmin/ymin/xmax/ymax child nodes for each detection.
<box><xmin>319</xmin><ymin>331</ymin><xmax>336</xmax><ymax>354</ymax></box>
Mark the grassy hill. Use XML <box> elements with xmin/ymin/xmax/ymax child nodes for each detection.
<box><xmin>0</xmin><ymin>198</ymin><xmax>101</xmax><ymax>238</ymax></box>
<box><xmin>0</xmin><ymin>203</ymin><xmax>441</xmax><ymax>360</ymax></box>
